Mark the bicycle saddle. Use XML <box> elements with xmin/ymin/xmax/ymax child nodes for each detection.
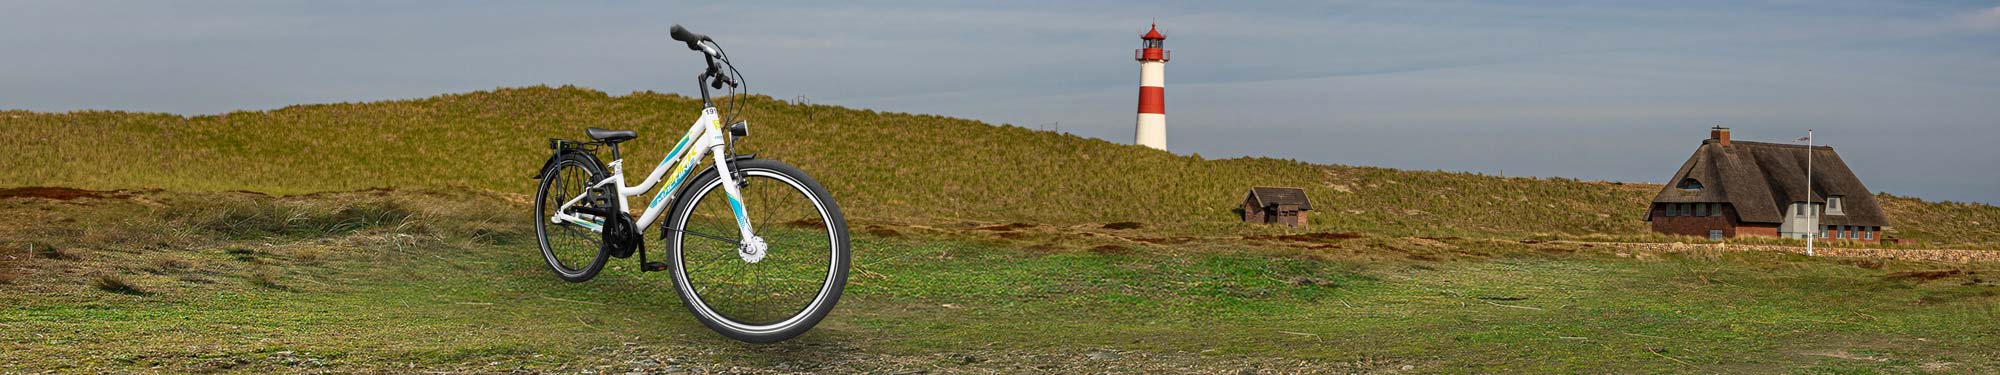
<box><xmin>586</xmin><ymin>128</ymin><xmax>637</xmax><ymax>143</ymax></box>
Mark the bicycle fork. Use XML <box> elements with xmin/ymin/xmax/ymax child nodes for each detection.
<box><xmin>704</xmin><ymin>121</ymin><xmax>765</xmax><ymax>263</ymax></box>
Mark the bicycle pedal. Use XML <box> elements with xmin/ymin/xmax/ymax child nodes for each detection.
<box><xmin>641</xmin><ymin>262</ymin><xmax>670</xmax><ymax>272</ymax></box>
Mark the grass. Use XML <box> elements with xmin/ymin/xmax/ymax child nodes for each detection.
<box><xmin>3</xmin><ymin>189</ymin><xmax>1997</xmax><ymax>373</ymax></box>
<box><xmin>4</xmin><ymin>86</ymin><xmax>1995</xmax><ymax>247</ymax></box>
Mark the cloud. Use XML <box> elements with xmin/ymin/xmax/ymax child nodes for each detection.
<box><xmin>1964</xmin><ymin>6</ymin><xmax>2000</xmax><ymax>31</ymax></box>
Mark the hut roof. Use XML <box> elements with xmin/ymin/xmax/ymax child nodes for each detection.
<box><xmin>1246</xmin><ymin>187</ymin><xmax>1313</xmax><ymax>211</ymax></box>
<box><xmin>1647</xmin><ymin>140</ymin><xmax>1887</xmax><ymax>226</ymax></box>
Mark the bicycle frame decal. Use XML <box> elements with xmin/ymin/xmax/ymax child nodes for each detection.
<box><xmin>648</xmin><ymin>136</ymin><xmax>700</xmax><ymax>208</ymax></box>
<box><xmin>548</xmin><ymin>107</ymin><xmax>758</xmax><ymax>242</ymax></box>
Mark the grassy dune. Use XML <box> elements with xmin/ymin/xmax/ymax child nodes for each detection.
<box><xmin>4</xmin><ymin>86</ymin><xmax>1997</xmax><ymax>247</ymax></box>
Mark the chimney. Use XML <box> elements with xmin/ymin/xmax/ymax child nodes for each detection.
<box><xmin>1710</xmin><ymin>126</ymin><xmax>1731</xmax><ymax>146</ymax></box>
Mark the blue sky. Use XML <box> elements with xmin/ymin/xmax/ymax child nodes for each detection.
<box><xmin>4</xmin><ymin>1</ymin><xmax>1999</xmax><ymax>204</ymax></box>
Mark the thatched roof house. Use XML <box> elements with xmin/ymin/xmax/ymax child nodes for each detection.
<box><xmin>1646</xmin><ymin>127</ymin><xmax>1888</xmax><ymax>242</ymax></box>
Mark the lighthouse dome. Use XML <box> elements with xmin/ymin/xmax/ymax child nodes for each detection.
<box><xmin>1141</xmin><ymin>24</ymin><xmax>1165</xmax><ymax>40</ymax></box>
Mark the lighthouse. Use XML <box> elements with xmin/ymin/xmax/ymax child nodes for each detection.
<box><xmin>1133</xmin><ymin>23</ymin><xmax>1170</xmax><ymax>150</ymax></box>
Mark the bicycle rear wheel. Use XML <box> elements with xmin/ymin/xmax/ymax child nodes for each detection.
<box><xmin>666</xmin><ymin>158</ymin><xmax>848</xmax><ymax>343</ymax></box>
<box><xmin>533</xmin><ymin>154</ymin><xmax>611</xmax><ymax>283</ymax></box>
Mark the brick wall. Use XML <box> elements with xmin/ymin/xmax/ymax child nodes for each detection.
<box><xmin>1651</xmin><ymin>203</ymin><xmax>1744</xmax><ymax>238</ymax></box>
<box><xmin>1736</xmin><ymin>224</ymin><xmax>1778</xmax><ymax>238</ymax></box>
<box><xmin>1649</xmin><ymin>203</ymin><xmax>1786</xmax><ymax>239</ymax></box>
<box><xmin>1242</xmin><ymin>199</ymin><xmax>1264</xmax><ymax>223</ymax></box>
<box><xmin>1819</xmin><ymin>225</ymin><xmax>1883</xmax><ymax>244</ymax></box>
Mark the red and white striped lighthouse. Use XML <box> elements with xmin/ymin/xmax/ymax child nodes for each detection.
<box><xmin>1134</xmin><ymin>23</ymin><xmax>1170</xmax><ymax>150</ymax></box>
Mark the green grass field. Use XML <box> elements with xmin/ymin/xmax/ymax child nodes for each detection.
<box><xmin>5</xmin><ymin>88</ymin><xmax>2000</xmax><ymax>373</ymax></box>
<box><xmin>4</xmin><ymin>190</ymin><xmax>1996</xmax><ymax>373</ymax></box>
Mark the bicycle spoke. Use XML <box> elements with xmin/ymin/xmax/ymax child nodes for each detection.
<box><xmin>674</xmin><ymin>228</ymin><xmax>740</xmax><ymax>246</ymax></box>
<box><xmin>671</xmin><ymin>168</ymin><xmax>843</xmax><ymax>329</ymax></box>
<box><xmin>757</xmin><ymin>183</ymin><xmax>774</xmax><ymax>234</ymax></box>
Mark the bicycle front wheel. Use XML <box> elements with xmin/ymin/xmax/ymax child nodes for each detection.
<box><xmin>665</xmin><ymin>158</ymin><xmax>849</xmax><ymax>343</ymax></box>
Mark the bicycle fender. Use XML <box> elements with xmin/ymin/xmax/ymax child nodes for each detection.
<box><xmin>531</xmin><ymin>148</ymin><xmax>605</xmax><ymax>179</ymax></box>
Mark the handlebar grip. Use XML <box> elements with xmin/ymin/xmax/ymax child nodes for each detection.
<box><xmin>670</xmin><ymin>24</ymin><xmax>710</xmax><ymax>51</ymax></box>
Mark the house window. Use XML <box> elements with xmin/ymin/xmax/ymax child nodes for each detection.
<box><xmin>1695</xmin><ymin>204</ymin><xmax>1708</xmax><ymax>217</ymax></box>
<box><xmin>1678</xmin><ymin>178</ymin><xmax>1703</xmax><ymax>190</ymax></box>
<box><xmin>1827</xmin><ymin>196</ymin><xmax>1844</xmax><ymax>215</ymax></box>
<box><xmin>1795</xmin><ymin>202</ymin><xmax>1806</xmax><ymax>218</ymax></box>
<box><xmin>1865</xmin><ymin>229</ymin><xmax>1874</xmax><ymax>240</ymax></box>
<box><xmin>1709</xmin><ymin>230</ymin><xmax>1723</xmax><ymax>241</ymax></box>
<box><xmin>1823</xmin><ymin>225</ymin><xmax>1831</xmax><ymax>239</ymax></box>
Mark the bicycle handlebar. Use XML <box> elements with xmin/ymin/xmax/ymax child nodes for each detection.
<box><xmin>669</xmin><ymin>24</ymin><xmax>710</xmax><ymax>51</ymax></box>
<box><xmin>672</xmin><ymin>24</ymin><xmax>739</xmax><ymax>104</ymax></box>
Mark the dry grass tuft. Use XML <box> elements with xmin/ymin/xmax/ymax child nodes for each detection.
<box><xmin>143</xmin><ymin>256</ymin><xmax>193</xmax><ymax>274</ymax></box>
<box><xmin>91</xmin><ymin>274</ymin><xmax>147</xmax><ymax>295</ymax></box>
<box><xmin>226</xmin><ymin>248</ymin><xmax>260</xmax><ymax>263</ymax></box>
<box><xmin>28</xmin><ymin>242</ymin><xmax>76</xmax><ymax>261</ymax></box>
<box><xmin>246</xmin><ymin>269</ymin><xmax>288</xmax><ymax>291</ymax></box>
<box><xmin>292</xmin><ymin>249</ymin><xmax>322</xmax><ymax>265</ymax></box>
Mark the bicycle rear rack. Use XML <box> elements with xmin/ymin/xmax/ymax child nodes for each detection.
<box><xmin>548</xmin><ymin>138</ymin><xmax>602</xmax><ymax>152</ymax></box>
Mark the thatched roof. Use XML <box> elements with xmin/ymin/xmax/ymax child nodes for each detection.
<box><xmin>1246</xmin><ymin>187</ymin><xmax>1312</xmax><ymax>210</ymax></box>
<box><xmin>1647</xmin><ymin>139</ymin><xmax>1886</xmax><ymax>226</ymax></box>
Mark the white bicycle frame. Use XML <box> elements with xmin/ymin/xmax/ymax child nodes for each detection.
<box><xmin>548</xmin><ymin>107</ymin><xmax>760</xmax><ymax>255</ymax></box>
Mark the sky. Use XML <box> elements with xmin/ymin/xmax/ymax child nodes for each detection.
<box><xmin>4</xmin><ymin>1</ymin><xmax>1999</xmax><ymax>204</ymax></box>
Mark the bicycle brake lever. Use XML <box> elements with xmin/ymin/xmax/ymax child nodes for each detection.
<box><xmin>710</xmin><ymin>71</ymin><xmax>737</xmax><ymax>89</ymax></box>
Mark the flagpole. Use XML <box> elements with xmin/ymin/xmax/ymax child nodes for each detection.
<box><xmin>1806</xmin><ymin>129</ymin><xmax>1814</xmax><ymax>257</ymax></box>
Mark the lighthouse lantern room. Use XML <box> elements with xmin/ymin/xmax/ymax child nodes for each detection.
<box><xmin>1133</xmin><ymin>23</ymin><xmax>1170</xmax><ymax>150</ymax></box>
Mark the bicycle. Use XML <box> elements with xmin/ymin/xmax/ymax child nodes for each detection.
<box><xmin>530</xmin><ymin>24</ymin><xmax>849</xmax><ymax>344</ymax></box>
